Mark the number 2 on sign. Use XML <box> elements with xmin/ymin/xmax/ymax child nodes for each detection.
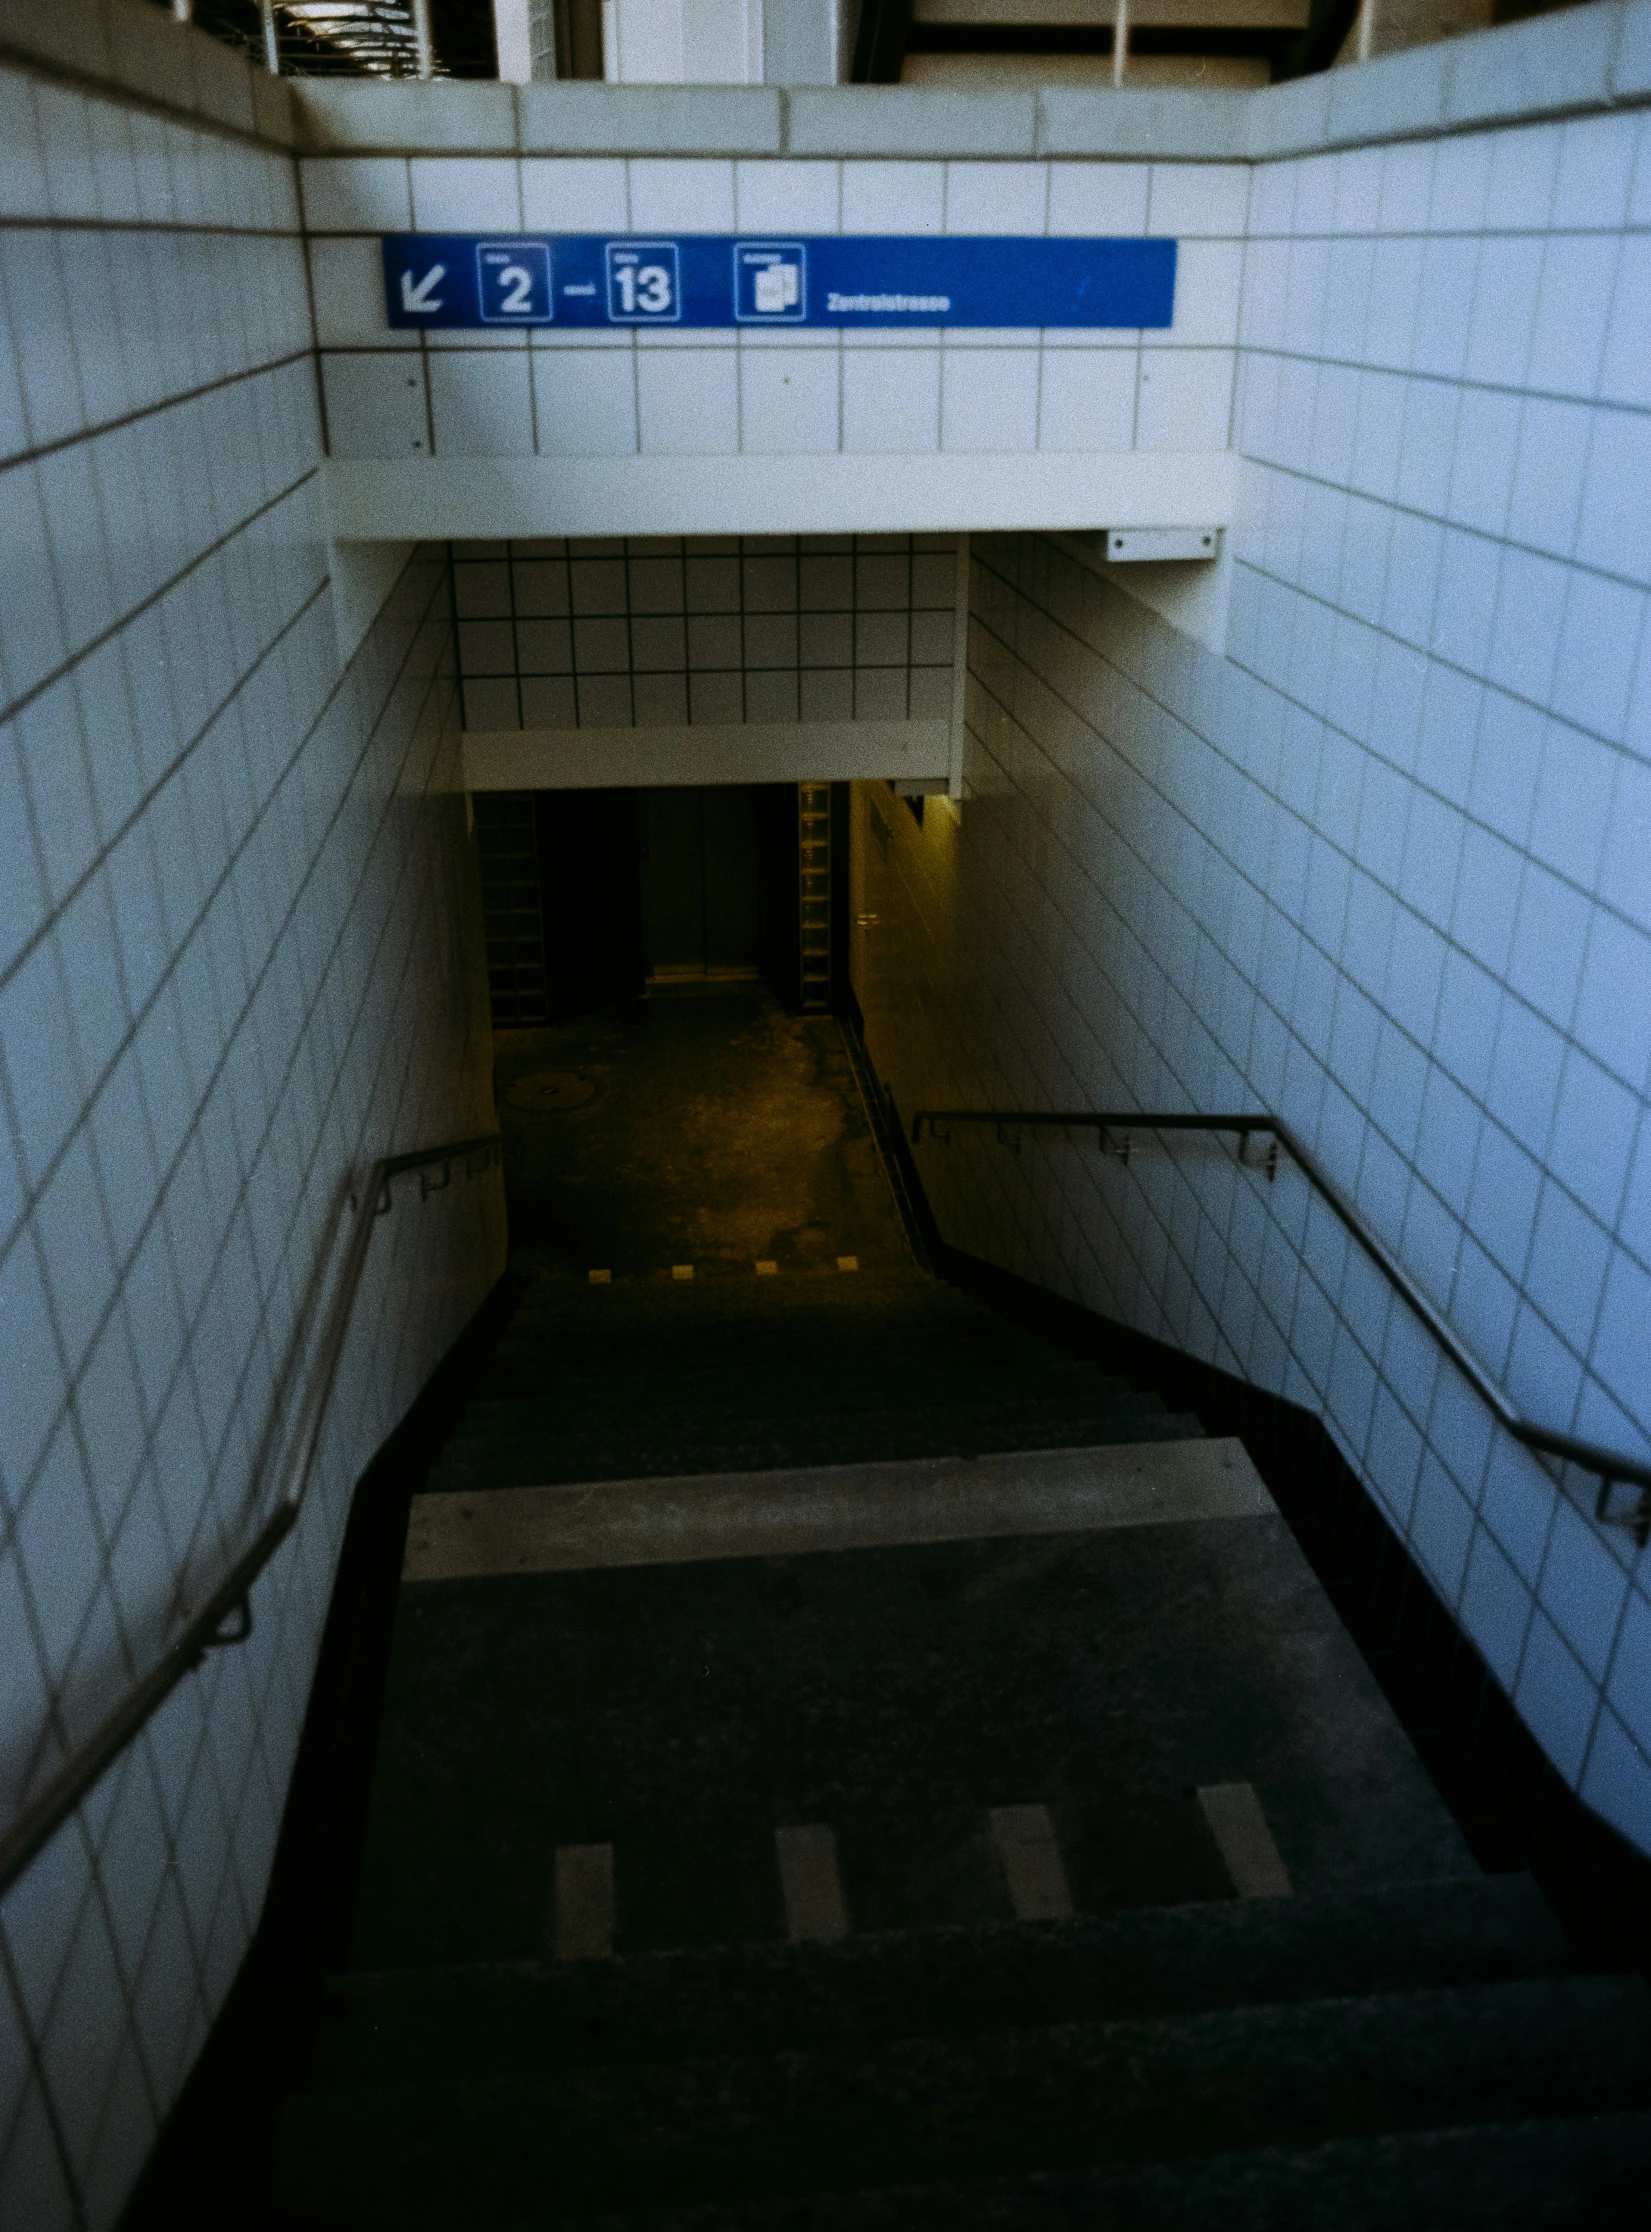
<box><xmin>496</xmin><ymin>265</ymin><xmax>535</xmax><ymax>314</ymax></box>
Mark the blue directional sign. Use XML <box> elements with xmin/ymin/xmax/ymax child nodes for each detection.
<box><xmin>382</xmin><ymin>234</ymin><xmax>1175</xmax><ymax>331</ymax></box>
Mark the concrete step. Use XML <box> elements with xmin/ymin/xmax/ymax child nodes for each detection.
<box><xmin>274</xmin><ymin>1974</ymin><xmax>1651</xmax><ymax>2227</ymax></box>
<box><xmin>508</xmin><ymin>1270</ymin><xmax>969</xmax><ymax>1323</ymax></box>
<box><xmin>405</xmin><ymin>1441</ymin><xmax>1269</xmax><ymax>1582</ymax></box>
<box><xmin>537</xmin><ymin>2112</ymin><xmax>1651</xmax><ymax>2231</ymax></box>
<box><xmin>458</xmin><ymin>1360</ymin><xmax>1135</xmax><ymax>1420</ymax></box>
<box><xmin>482</xmin><ymin>1351</ymin><xmax>1083</xmax><ymax>1392</ymax></box>
<box><xmin>520</xmin><ymin>1263</ymin><xmax>941</xmax><ymax>1294</ymax></box>
<box><xmin>495</xmin><ymin>1316</ymin><xmax>1005</xmax><ymax>1355</ymax></box>
<box><xmin>425</xmin><ymin>1408</ymin><xmax>1202</xmax><ymax>1495</ymax></box>
<box><xmin>492</xmin><ymin>1308</ymin><xmax>1044</xmax><ymax>1367</ymax></box>
<box><xmin>487</xmin><ymin>1322</ymin><xmax>1061</xmax><ymax>1365</ymax></box>
<box><xmin>445</xmin><ymin>1386</ymin><xmax>1166</xmax><ymax>1453</ymax></box>
<box><xmin>308</xmin><ymin>1875</ymin><xmax>1567</xmax><ymax>2091</ymax></box>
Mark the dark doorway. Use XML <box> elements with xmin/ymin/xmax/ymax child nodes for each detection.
<box><xmin>640</xmin><ymin>787</ymin><xmax>762</xmax><ymax>988</ymax></box>
<box><xmin>638</xmin><ymin>784</ymin><xmax>802</xmax><ymax>1008</ymax></box>
<box><xmin>535</xmin><ymin>788</ymin><xmax>644</xmax><ymax>1017</ymax></box>
<box><xmin>476</xmin><ymin>784</ymin><xmax>805</xmax><ymax>1026</ymax></box>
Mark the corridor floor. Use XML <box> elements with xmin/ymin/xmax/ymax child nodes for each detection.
<box><xmin>494</xmin><ymin>989</ymin><xmax>911</xmax><ymax>1279</ymax></box>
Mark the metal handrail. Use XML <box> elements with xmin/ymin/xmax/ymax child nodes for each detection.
<box><xmin>0</xmin><ymin>1132</ymin><xmax>503</xmax><ymax>1899</ymax></box>
<box><xmin>910</xmin><ymin>1106</ymin><xmax>1651</xmax><ymax>1541</ymax></box>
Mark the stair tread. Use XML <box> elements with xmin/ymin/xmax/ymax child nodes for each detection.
<box><xmin>458</xmin><ymin>1375</ymin><xmax>1142</xmax><ymax>1415</ymax></box>
<box><xmin>426</xmin><ymin>1416</ymin><xmax>1204</xmax><ymax>1491</ymax></box>
<box><xmin>532</xmin><ymin>2111</ymin><xmax>1651</xmax><ymax>2232</ymax></box>
<box><xmin>445</xmin><ymin>1391</ymin><xmax>1170</xmax><ymax>1449</ymax></box>
<box><xmin>309</xmin><ymin>1876</ymin><xmax>1568</xmax><ymax>2090</ymax></box>
<box><xmin>470</xmin><ymin>1357</ymin><xmax>1128</xmax><ymax>1392</ymax></box>
<box><xmin>277</xmin><ymin>1974</ymin><xmax>1651</xmax><ymax>2222</ymax></box>
<box><xmin>507</xmin><ymin>1285</ymin><xmax>981</xmax><ymax>1323</ymax></box>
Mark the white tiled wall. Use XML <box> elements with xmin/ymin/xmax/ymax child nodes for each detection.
<box><xmin>0</xmin><ymin>54</ymin><xmax>499</xmax><ymax>2232</ymax></box>
<box><xmin>451</xmin><ymin>533</ymin><xmax>958</xmax><ymax>729</ymax></box>
<box><xmin>857</xmin><ymin>100</ymin><xmax>1651</xmax><ymax>1855</ymax></box>
<box><xmin>305</xmin><ymin>153</ymin><xmax>1245</xmax><ymax>465</ymax></box>
<box><xmin>7</xmin><ymin>14</ymin><xmax>1651</xmax><ymax>2218</ymax></box>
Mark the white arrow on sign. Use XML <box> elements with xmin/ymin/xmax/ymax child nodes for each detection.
<box><xmin>400</xmin><ymin>264</ymin><xmax>446</xmax><ymax>313</ymax></box>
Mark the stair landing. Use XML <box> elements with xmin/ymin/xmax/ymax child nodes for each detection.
<box><xmin>354</xmin><ymin>1434</ymin><xmax>1474</xmax><ymax>1977</ymax></box>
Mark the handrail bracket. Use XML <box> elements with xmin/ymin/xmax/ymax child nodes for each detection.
<box><xmin>909</xmin><ymin>1100</ymin><xmax>1650</xmax><ymax>1549</ymax></box>
<box><xmin>1238</xmin><ymin>1129</ymin><xmax>1279</xmax><ymax>1182</ymax></box>
<box><xmin>1597</xmin><ymin>1475</ymin><xmax>1651</xmax><ymax>1550</ymax></box>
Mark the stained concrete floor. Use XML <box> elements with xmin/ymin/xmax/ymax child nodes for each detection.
<box><xmin>494</xmin><ymin>991</ymin><xmax>910</xmax><ymax>1279</ymax></box>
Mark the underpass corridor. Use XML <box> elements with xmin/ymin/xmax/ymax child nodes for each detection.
<box><xmin>6</xmin><ymin>9</ymin><xmax>1651</xmax><ymax>2226</ymax></box>
<box><xmin>161</xmin><ymin>994</ymin><xmax>1651</xmax><ymax>2225</ymax></box>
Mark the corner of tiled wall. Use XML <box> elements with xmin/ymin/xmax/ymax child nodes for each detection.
<box><xmin>0</xmin><ymin>28</ymin><xmax>497</xmax><ymax>2228</ymax></box>
<box><xmin>860</xmin><ymin>101</ymin><xmax>1651</xmax><ymax>1860</ymax></box>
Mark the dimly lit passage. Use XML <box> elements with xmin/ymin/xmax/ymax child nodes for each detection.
<box><xmin>10</xmin><ymin>7</ymin><xmax>1651</xmax><ymax>2226</ymax></box>
<box><xmin>495</xmin><ymin>988</ymin><xmax>908</xmax><ymax>1278</ymax></box>
<box><xmin>267</xmin><ymin>997</ymin><xmax>1651</xmax><ymax>2224</ymax></box>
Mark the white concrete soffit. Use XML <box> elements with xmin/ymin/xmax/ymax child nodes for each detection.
<box><xmin>461</xmin><ymin>717</ymin><xmax>950</xmax><ymax>791</ymax></box>
<box><xmin>324</xmin><ymin>454</ymin><xmax>1236</xmax><ymax>543</ymax></box>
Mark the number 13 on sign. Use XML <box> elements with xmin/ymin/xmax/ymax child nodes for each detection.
<box><xmin>606</xmin><ymin>242</ymin><xmax>680</xmax><ymax>322</ymax></box>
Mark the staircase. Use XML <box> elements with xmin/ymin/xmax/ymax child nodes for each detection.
<box><xmin>430</xmin><ymin>1264</ymin><xmax>1200</xmax><ymax>1489</ymax></box>
<box><xmin>270</xmin><ymin>1259</ymin><xmax>1651</xmax><ymax>2226</ymax></box>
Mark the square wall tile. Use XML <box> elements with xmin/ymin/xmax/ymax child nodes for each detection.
<box><xmin>1038</xmin><ymin>351</ymin><xmax>1136</xmax><ymax>452</ymax></box>
<box><xmin>320</xmin><ymin>355</ymin><xmax>428</xmax><ymax>458</ymax></box>
<box><xmin>856</xmin><ymin>666</ymin><xmax>907</xmax><ymax>719</ymax></box>
<box><xmin>690</xmin><ymin>671</ymin><xmax>742</xmax><ymax>721</ymax></box>
<box><xmin>734</xmin><ymin>161</ymin><xmax>840</xmax><ymax>233</ymax></box>
<box><xmin>740</xmin><ymin>351</ymin><xmax>839</xmax><ymax>455</ymax></box>
<box><xmin>842</xmin><ymin>349</ymin><xmax>940</xmax><ymax>455</ymax></box>
<box><xmin>520</xmin><ymin>157</ymin><xmax>628</xmax><ymax>232</ymax></box>
<box><xmin>1513</xmin><ymin>1610</ymin><xmax>1598</xmax><ymax>1784</ymax></box>
<box><xmin>841</xmin><ymin>161</ymin><xmax>945</xmax><ymax>235</ymax></box>
<box><xmin>299</xmin><ymin>156</ymin><xmax>410</xmax><ymax>234</ymax></box>
<box><xmin>1164</xmin><ymin>241</ymin><xmax>1243</xmax><ymax>349</ymax></box>
<box><xmin>462</xmin><ymin>675</ymin><xmax>518</xmax><ymax>728</ymax></box>
<box><xmin>408</xmin><ymin>157</ymin><xmax>521</xmax><ymax>234</ymax></box>
<box><xmin>521</xmin><ymin>675</ymin><xmax>576</xmax><ymax>725</ymax></box>
<box><xmin>801</xmin><ymin>668</ymin><xmax>853</xmax><ymax>719</ymax></box>
<box><xmin>945</xmin><ymin>162</ymin><xmax>1047</xmax><ymax>235</ymax></box>
<box><xmin>632</xmin><ymin>672</ymin><xmax>687</xmax><ymax>723</ymax></box>
<box><xmin>1148</xmin><ymin>163</ymin><xmax>1249</xmax><ymax>238</ymax></box>
<box><xmin>533</xmin><ymin>351</ymin><xmax>637</xmax><ymax>457</ymax></box>
<box><xmin>1046</xmin><ymin>163</ymin><xmax>1149</xmax><ymax>236</ymax></box>
<box><xmin>1136</xmin><ymin>349</ymin><xmax>1234</xmax><ymax>450</ymax></box>
<box><xmin>629</xmin><ymin>159</ymin><xmax>735</xmax><ymax>234</ymax></box>
<box><xmin>1581</xmin><ymin>1708</ymin><xmax>1651</xmax><ymax>1852</ymax></box>
<box><xmin>638</xmin><ymin>352</ymin><xmax>738</xmax><ymax>454</ymax></box>
<box><xmin>940</xmin><ymin>351</ymin><xmax>1039</xmax><ymax>453</ymax></box>
<box><xmin>307</xmin><ymin>239</ymin><xmax>415</xmax><ymax>350</ymax></box>
<box><xmin>1551</xmin><ymin>113</ymin><xmax>1636</xmax><ymax>232</ymax></box>
<box><xmin>428</xmin><ymin>351</ymin><xmax>534</xmax><ymax>458</ymax></box>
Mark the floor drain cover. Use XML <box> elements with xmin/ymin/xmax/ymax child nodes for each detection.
<box><xmin>506</xmin><ymin>1070</ymin><xmax>596</xmax><ymax>1113</ymax></box>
